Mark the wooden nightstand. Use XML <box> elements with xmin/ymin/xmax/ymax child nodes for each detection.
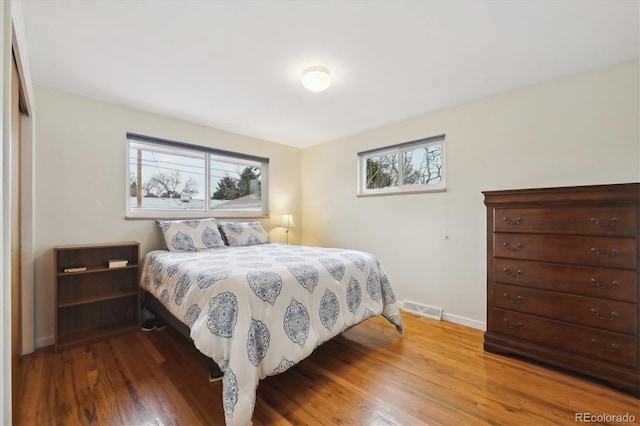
<box><xmin>54</xmin><ymin>241</ymin><xmax>140</xmax><ymax>352</ymax></box>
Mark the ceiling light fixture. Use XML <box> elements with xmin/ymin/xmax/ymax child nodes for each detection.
<box><xmin>301</xmin><ymin>66</ymin><xmax>331</xmax><ymax>92</ymax></box>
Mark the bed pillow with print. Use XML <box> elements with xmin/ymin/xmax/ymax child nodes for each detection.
<box><xmin>156</xmin><ymin>218</ymin><xmax>226</xmax><ymax>251</ymax></box>
<box><xmin>219</xmin><ymin>221</ymin><xmax>270</xmax><ymax>247</ymax></box>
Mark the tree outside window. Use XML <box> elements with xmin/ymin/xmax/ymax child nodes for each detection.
<box><xmin>127</xmin><ymin>134</ymin><xmax>268</xmax><ymax>218</ymax></box>
<box><xmin>358</xmin><ymin>135</ymin><xmax>445</xmax><ymax>196</ymax></box>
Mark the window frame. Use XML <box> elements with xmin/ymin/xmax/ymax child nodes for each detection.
<box><xmin>126</xmin><ymin>133</ymin><xmax>269</xmax><ymax>219</ymax></box>
<box><xmin>357</xmin><ymin>134</ymin><xmax>446</xmax><ymax>197</ymax></box>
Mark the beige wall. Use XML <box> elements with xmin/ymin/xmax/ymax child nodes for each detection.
<box><xmin>33</xmin><ymin>60</ymin><xmax>639</xmax><ymax>345</ymax></box>
<box><xmin>301</xmin><ymin>60</ymin><xmax>640</xmax><ymax>328</ymax></box>
<box><xmin>33</xmin><ymin>86</ymin><xmax>301</xmax><ymax>346</ymax></box>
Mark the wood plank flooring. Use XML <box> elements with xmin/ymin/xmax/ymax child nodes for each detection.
<box><xmin>16</xmin><ymin>312</ymin><xmax>639</xmax><ymax>425</ymax></box>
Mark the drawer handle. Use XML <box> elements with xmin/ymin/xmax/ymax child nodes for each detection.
<box><xmin>591</xmin><ymin>278</ymin><xmax>621</xmax><ymax>290</ymax></box>
<box><xmin>590</xmin><ymin>339</ymin><xmax>620</xmax><ymax>352</ymax></box>
<box><xmin>503</xmin><ymin>319</ymin><xmax>523</xmax><ymax>330</ymax></box>
<box><xmin>503</xmin><ymin>242</ymin><xmax>523</xmax><ymax>252</ymax></box>
<box><xmin>503</xmin><ymin>267</ymin><xmax>523</xmax><ymax>278</ymax></box>
<box><xmin>590</xmin><ymin>308</ymin><xmax>619</xmax><ymax>321</ymax></box>
<box><xmin>590</xmin><ymin>247</ymin><xmax>620</xmax><ymax>258</ymax></box>
<box><xmin>503</xmin><ymin>216</ymin><xmax>523</xmax><ymax>225</ymax></box>
<box><xmin>502</xmin><ymin>293</ymin><xmax>524</xmax><ymax>304</ymax></box>
<box><xmin>590</xmin><ymin>217</ymin><xmax>619</xmax><ymax>228</ymax></box>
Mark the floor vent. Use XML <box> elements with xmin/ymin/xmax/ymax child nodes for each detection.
<box><xmin>402</xmin><ymin>300</ymin><xmax>443</xmax><ymax>320</ymax></box>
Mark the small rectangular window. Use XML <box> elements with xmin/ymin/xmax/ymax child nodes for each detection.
<box><xmin>127</xmin><ymin>133</ymin><xmax>269</xmax><ymax>218</ymax></box>
<box><xmin>358</xmin><ymin>135</ymin><xmax>445</xmax><ymax>196</ymax></box>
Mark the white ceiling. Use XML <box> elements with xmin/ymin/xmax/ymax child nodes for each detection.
<box><xmin>21</xmin><ymin>0</ymin><xmax>639</xmax><ymax>149</ymax></box>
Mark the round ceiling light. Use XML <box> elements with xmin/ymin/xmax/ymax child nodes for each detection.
<box><xmin>301</xmin><ymin>66</ymin><xmax>331</xmax><ymax>92</ymax></box>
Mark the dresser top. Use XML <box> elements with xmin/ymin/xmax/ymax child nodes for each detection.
<box><xmin>483</xmin><ymin>182</ymin><xmax>639</xmax><ymax>205</ymax></box>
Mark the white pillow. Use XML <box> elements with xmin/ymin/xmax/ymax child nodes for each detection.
<box><xmin>156</xmin><ymin>218</ymin><xmax>226</xmax><ymax>251</ymax></box>
<box><xmin>219</xmin><ymin>221</ymin><xmax>270</xmax><ymax>247</ymax></box>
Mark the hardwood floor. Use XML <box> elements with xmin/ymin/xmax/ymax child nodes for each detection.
<box><xmin>16</xmin><ymin>312</ymin><xmax>639</xmax><ymax>425</ymax></box>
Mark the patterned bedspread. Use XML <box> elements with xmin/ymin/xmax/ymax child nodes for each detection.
<box><xmin>140</xmin><ymin>243</ymin><xmax>404</xmax><ymax>425</ymax></box>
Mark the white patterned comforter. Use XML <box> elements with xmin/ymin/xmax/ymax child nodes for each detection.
<box><xmin>140</xmin><ymin>243</ymin><xmax>404</xmax><ymax>425</ymax></box>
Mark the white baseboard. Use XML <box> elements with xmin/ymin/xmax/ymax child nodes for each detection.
<box><xmin>442</xmin><ymin>312</ymin><xmax>486</xmax><ymax>331</ymax></box>
<box><xmin>35</xmin><ymin>334</ymin><xmax>54</xmax><ymax>349</ymax></box>
<box><xmin>399</xmin><ymin>300</ymin><xmax>486</xmax><ymax>330</ymax></box>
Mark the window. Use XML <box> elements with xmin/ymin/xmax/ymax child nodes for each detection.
<box><xmin>357</xmin><ymin>134</ymin><xmax>445</xmax><ymax>196</ymax></box>
<box><xmin>127</xmin><ymin>133</ymin><xmax>269</xmax><ymax>218</ymax></box>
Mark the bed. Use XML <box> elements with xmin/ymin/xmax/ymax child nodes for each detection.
<box><xmin>140</xmin><ymin>219</ymin><xmax>404</xmax><ymax>425</ymax></box>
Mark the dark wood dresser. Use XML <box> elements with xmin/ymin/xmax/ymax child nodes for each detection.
<box><xmin>483</xmin><ymin>183</ymin><xmax>639</xmax><ymax>395</ymax></box>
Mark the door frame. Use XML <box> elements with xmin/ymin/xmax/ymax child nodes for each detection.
<box><xmin>1</xmin><ymin>0</ymin><xmax>35</xmax><ymax>423</ymax></box>
<box><xmin>11</xmin><ymin>0</ymin><xmax>35</xmax><ymax>358</ymax></box>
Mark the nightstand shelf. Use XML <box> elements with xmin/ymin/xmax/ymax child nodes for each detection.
<box><xmin>54</xmin><ymin>242</ymin><xmax>140</xmax><ymax>352</ymax></box>
<box><xmin>57</xmin><ymin>264</ymin><xmax>138</xmax><ymax>276</ymax></box>
<box><xmin>57</xmin><ymin>289</ymin><xmax>139</xmax><ymax>308</ymax></box>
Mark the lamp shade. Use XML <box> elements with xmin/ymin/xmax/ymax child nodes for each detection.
<box><xmin>279</xmin><ymin>214</ymin><xmax>296</xmax><ymax>229</ymax></box>
<box><xmin>301</xmin><ymin>66</ymin><xmax>331</xmax><ymax>92</ymax></box>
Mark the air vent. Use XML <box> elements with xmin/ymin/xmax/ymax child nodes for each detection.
<box><xmin>402</xmin><ymin>300</ymin><xmax>443</xmax><ymax>320</ymax></box>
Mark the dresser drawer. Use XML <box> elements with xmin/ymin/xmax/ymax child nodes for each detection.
<box><xmin>493</xmin><ymin>283</ymin><xmax>636</xmax><ymax>334</ymax></box>
<box><xmin>493</xmin><ymin>308</ymin><xmax>637</xmax><ymax>368</ymax></box>
<box><xmin>493</xmin><ymin>259</ymin><xmax>637</xmax><ymax>302</ymax></box>
<box><xmin>494</xmin><ymin>206</ymin><xmax>637</xmax><ymax>236</ymax></box>
<box><xmin>493</xmin><ymin>233</ymin><xmax>637</xmax><ymax>269</ymax></box>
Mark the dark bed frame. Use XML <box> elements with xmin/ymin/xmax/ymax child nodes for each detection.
<box><xmin>142</xmin><ymin>289</ymin><xmax>221</xmax><ymax>378</ymax></box>
<box><xmin>143</xmin><ymin>289</ymin><xmax>192</xmax><ymax>337</ymax></box>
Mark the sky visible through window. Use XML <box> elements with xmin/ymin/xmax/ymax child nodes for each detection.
<box><xmin>358</xmin><ymin>135</ymin><xmax>445</xmax><ymax>196</ymax></box>
<box><xmin>129</xmin><ymin>146</ymin><xmax>262</xmax><ymax>210</ymax></box>
<box><xmin>126</xmin><ymin>134</ymin><xmax>268</xmax><ymax>217</ymax></box>
<box><xmin>130</xmin><ymin>149</ymin><xmax>258</xmax><ymax>198</ymax></box>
